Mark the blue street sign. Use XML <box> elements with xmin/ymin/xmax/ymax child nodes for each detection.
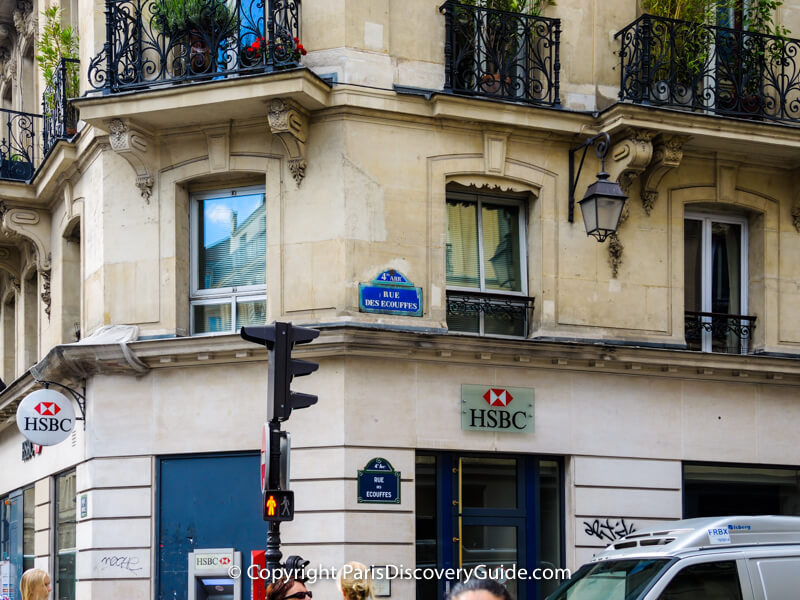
<box><xmin>359</xmin><ymin>270</ymin><xmax>423</xmax><ymax>317</ymax></box>
<box><xmin>357</xmin><ymin>457</ymin><xmax>401</xmax><ymax>504</ymax></box>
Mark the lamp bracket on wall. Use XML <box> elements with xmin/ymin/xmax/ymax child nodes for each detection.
<box><xmin>38</xmin><ymin>379</ymin><xmax>86</xmax><ymax>428</ymax></box>
<box><xmin>568</xmin><ymin>131</ymin><xmax>611</xmax><ymax>223</ymax></box>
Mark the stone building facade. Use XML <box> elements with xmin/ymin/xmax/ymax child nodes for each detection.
<box><xmin>1</xmin><ymin>0</ymin><xmax>800</xmax><ymax>599</ymax></box>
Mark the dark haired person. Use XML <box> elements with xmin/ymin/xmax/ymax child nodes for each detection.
<box><xmin>449</xmin><ymin>578</ymin><xmax>514</xmax><ymax>600</ymax></box>
<box><xmin>265</xmin><ymin>577</ymin><xmax>312</xmax><ymax>600</ymax></box>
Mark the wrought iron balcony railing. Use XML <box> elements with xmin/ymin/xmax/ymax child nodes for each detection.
<box><xmin>447</xmin><ymin>290</ymin><xmax>534</xmax><ymax>337</ymax></box>
<box><xmin>43</xmin><ymin>58</ymin><xmax>80</xmax><ymax>157</ymax></box>
<box><xmin>0</xmin><ymin>109</ymin><xmax>41</xmax><ymax>182</ymax></box>
<box><xmin>440</xmin><ymin>0</ymin><xmax>560</xmax><ymax>106</ymax></box>
<box><xmin>88</xmin><ymin>0</ymin><xmax>301</xmax><ymax>93</ymax></box>
<box><xmin>685</xmin><ymin>311</ymin><xmax>756</xmax><ymax>355</ymax></box>
<box><xmin>616</xmin><ymin>14</ymin><xmax>800</xmax><ymax>124</ymax></box>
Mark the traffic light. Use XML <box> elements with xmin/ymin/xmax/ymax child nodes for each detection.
<box><xmin>263</xmin><ymin>489</ymin><xmax>294</xmax><ymax>521</ymax></box>
<box><xmin>241</xmin><ymin>321</ymin><xmax>320</xmax><ymax>422</ymax></box>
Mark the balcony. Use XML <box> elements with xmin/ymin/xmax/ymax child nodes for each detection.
<box><xmin>440</xmin><ymin>0</ymin><xmax>560</xmax><ymax>106</ymax></box>
<box><xmin>87</xmin><ymin>0</ymin><xmax>301</xmax><ymax>93</ymax></box>
<box><xmin>685</xmin><ymin>311</ymin><xmax>757</xmax><ymax>355</ymax></box>
<box><xmin>616</xmin><ymin>14</ymin><xmax>800</xmax><ymax>124</ymax></box>
<box><xmin>0</xmin><ymin>59</ymin><xmax>79</xmax><ymax>184</ymax></box>
<box><xmin>446</xmin><ymin>291</ymin><xmax>534</xmax><ymax>338</ymax></box>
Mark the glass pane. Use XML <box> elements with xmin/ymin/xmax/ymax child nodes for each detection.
<box><xmin>0</xmin><ymin>495</ymin><xmax>7</xmax><ymax>560</ymax></box>
<box><xmin>447</xmin><ymin>308</ymin><xmax>480</xmax><ymax>334</ymax></box>
<box><xmin>56</xmin><ymin>471</ymin><xmax>76</xmax><ymax>551</ymax></box>
<box><xmin>684</xmin><ymin>219</ymin><xmax>702</xmax><ymax>313</ymax></box>
<box><xmin>657</xmin><ymin>561</ymin><xmax>742</xmax><ymax>600</ymax></box>
<box><xmin>711</xmin><ymin>222</ymin><xmax>741</xmax><ymax>315</ymax></box>
<box><xmin>462</xmin><ymin>525</ymin><xmax>518</xmax><ymax>597</ymax></box>
<box><xmin>484</xmin><ymin>303</ymin><xmax>526</xmax><ymax>337</ymax></box>
<box><xmin>482</xmin><ymin>203</ymin><xmax>522</xmax><ymax>292</ymax></box>
<box><xmin>539</xmin><ymin>461</ymin><xmax>564</xmax><ymax>596</ymax></box>
<box><xmin>197</xmin><ymin>192</ymin><xmax>266</xmax><ymax>290</ymax></box>
<box><xmin>684</xmin><ymin>464</ymin><xmax>800</xmax><ymax>518</ymax></box>
<box><xmin>56</xmin><ymin>551</ymin><xmax>76</xmax><ymax>600</ymax></box>
<box><xmin>235</xmin><ymin>298</ymin><xmax>266</xmax><ymax>330</ymax></box>
<box><xmin>447</xmin><ymin>200</ymin><xmax>480</xmax><ymax>288</ymax></box>
<box><xmin>461</xmin><ymin>457</ymin><xmax>517</xmax><ymax>509</ymax></box>
<box><xmin>194</xmin><ymin>302</ymin><xmax>232</xmax><ymax>334</ymax></box>
<box><xmin>23</xmin><ymin>487</ymin><xmax>34</xmax><ymax>559</ymax></box>
<box><xmin>415</xmin><ymin>456</ymin><xmax>438</xmax><ymax>600</ymax></box>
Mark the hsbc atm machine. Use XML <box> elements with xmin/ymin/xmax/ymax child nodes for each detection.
<box><xmin>188</xmin><ymin>548</ymin><xmax>242</xmax><ymax>600</ymax></box>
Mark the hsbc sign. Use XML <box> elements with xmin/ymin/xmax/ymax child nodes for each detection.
<box><xmin>16</xmin><ymin>389</ymin><xmax>76</xmax><ymax>445</ymax></box>
<box><xmin>461</xmin><ymin>385</ymin><xmax>534</xmax><ymax>433</ymax></box>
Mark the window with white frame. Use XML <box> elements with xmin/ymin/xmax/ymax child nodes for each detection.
<box><xmin>684</xmin><ymin>211</ymin><xmax>751</xmax><ymax>354</ymax></box>
<box><xmin>445</xmin><ymin>190</ymin><xmax>530</xmax><ymax>337</ymax></box>
<box><xmin>191</xmin><ymin>186</ymin><xmax>266</xmax><ymax>335</ymax></box>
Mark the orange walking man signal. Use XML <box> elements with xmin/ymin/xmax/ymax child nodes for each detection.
<box><xmin>263</xmin><ymin>490</ymin><xmax>294</xmax><ymax>521</ymax></box>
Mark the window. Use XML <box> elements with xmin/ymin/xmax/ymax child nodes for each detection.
<box><xmin>446</xmin><ymin>190</ymin><xmax>530</xmax><ymax>337</ymax></box>
<box><xmin>191</xmin><ymin>186</ymin><xmax>266</xmax><ymax>335</ymax></box>
<box><xmin>55</xmin><ymin>470</ymin><xmax>76</xmax><ymax>600</ymax></box>
<box><xmin>684</xmin><ymin>463</ymin><xmax>800</xmax><ymax>518</ymax></box>
<box><xmin>684</xmin><ymin>212</ymin><xmax>752</xmax><ymax>354</ymax></box>
<box><xmin>657</xmin><ymin>561</ymin><xmax>742</xmax><ymax>600</ymax></box>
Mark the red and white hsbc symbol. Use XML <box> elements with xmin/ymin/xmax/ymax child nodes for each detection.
<box><xmin>16</xmin><ymin>389</ymin><xmax>76</xmax><ymax>445</ymax></box>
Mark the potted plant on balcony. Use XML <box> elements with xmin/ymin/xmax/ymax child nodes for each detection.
<box><xmin>151</xmin><ymin>0</ymin><xmax>238</xmax><ymax>76</ymax></box>
<box><xmin>35</xmin><ymin>6</ymin><xmax>79</xmax><ymax>135</ymax></box>
<box><xmin>456</xmin><ymin>0</ymin><xmax>555</xmax><ymax>95</ymax></box>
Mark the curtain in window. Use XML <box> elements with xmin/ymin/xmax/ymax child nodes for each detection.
<box><xmin>446</xmin><ymin>200</ymin><xmax>480</xmax><ymax>288</ymax></box>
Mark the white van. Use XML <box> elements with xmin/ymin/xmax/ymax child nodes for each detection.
<box><xmin>547</xmin><ymin>516</ymin><xmax>800</xmax><ymax>600</ymax></box>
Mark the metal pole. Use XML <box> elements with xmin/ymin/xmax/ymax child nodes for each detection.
<box><xmin>265</xmin><ymin>407</ymin><xmax>283</xmax><ymax>577</ymax></box>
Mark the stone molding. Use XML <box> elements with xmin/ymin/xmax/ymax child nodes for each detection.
<box><xmin>107</xmin><ymin>118</ymin><xmax>155</xmax><ymax>202</ymax></box>
<box><xmin>267</xmin><ymin>98</ymin><xmax>308</xmax><ymax>185</ymax></box>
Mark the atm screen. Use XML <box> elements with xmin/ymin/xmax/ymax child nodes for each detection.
<box><xmin>197</xmin><ymin>578</ymin><xmax>235</xmax><ymax>600</ymax></box>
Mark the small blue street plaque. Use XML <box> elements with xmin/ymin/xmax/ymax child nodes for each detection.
<box><xmin>359</xmin><ymin>270</ymin><xmax>423</xmax><ymax>317</ymax></box>
<box><xmin>357</xmin><ymin>457</ymin><xmax>401</xmax><ymax>504</ymax></box>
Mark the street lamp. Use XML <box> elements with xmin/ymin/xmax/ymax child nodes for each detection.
<box><xmin>568</xmin><ymin>132</ymin><xmax>628</xmax><ymax>242</ymax></box>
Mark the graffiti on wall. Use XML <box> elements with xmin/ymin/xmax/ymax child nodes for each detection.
<box><xmin>583</xmin><ymin>518</ymin><xmax>636</xmax><ymax>542</ymax></box>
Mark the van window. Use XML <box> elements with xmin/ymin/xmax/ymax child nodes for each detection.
<box><xmin>657</xmin><ymin>561</ymin><xmax>742</xmax><ymax>600</ymax></box>
<box><xmin>547</xmin><ymin>559</ymin><xmax>670</xmax><ymax>600</ymax></box>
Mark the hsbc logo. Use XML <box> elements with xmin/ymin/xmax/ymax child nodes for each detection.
<box><xmin>35</xmin><ymin>402</ymin><xmax>61</xmax><ymax>416</ymax></box>
<box><xmin>219</xmin><ymin>557</ymin><xmax>231</xmax><ymax>565</ymax></box>
<box><xmin>195</xmin><ymin>554</ymin><xmax>235</xmax><ymax>570</ymax></box>
<box><xmin>462</xmin><ymin>385</ymin><xmax>534</xmax><ymax>434</ymax></box>
<box><xmin>483</xmin><ymin>388</ymin><xmax>513</xmax><ymax>407</ymax></box>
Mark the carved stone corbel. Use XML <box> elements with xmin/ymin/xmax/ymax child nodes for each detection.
<box><xmin>267</xmin><ymin>98</ymin><xmax>308</xmax><ymax>185</ymax></box>
<box><xmin>640</xmin><ymin>135</ymin><xmax>691</xmax><ymax>215</ymax></box>
<box><xmin>13</xmin><ymin>0</ymin><xmax>35</xmax><ymax>45</ymax></box>
<box><xmin>40</xmin><ymin>269</ymin><xmax>51</xmax><ymax>318</ymax></box>
<box><xmin>792</xmin><ymin>206</ymin><xmax>800</xmax><ymax>233</ymax></box>
<box><xmin>0</xmin><ymin>201</ymin><xmax>52</xmax><ymax>274</ymax></box>
<box><xmin>604</xmin><ymin>128</ymin><xmax>654</xmax><ymax>278</ymax></box>
<box><xmin>107</xmin><ymin>118</ymin><xmax>155</xmax><ymax>202</ymax></box>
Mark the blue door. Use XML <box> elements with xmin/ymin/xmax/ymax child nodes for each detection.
<box><xmin>157</xmin><ymin>453</ymin><xmax>266</xmax><ymax>600</ymax></box>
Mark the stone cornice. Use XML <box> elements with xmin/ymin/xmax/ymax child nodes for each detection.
<box><xmin>2</xmin><ymin>326</ymin><xmax>798</xmax><ymax>431</ymax></box>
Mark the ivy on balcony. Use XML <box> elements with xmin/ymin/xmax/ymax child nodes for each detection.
<box><xmin>616</xmin><ymin>14</ymin><xmax>800</xmax><ymax>124</ymax></box>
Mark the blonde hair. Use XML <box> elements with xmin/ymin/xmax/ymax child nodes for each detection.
<box><xmin>20</xmin><ymin>568</ymin><xmax>49</xmax><ymax>600</ymax></box>
<box><xmin>338</xmin><ymin>561</ymin><xmax>375</xmax><ymax>600</ymax></box>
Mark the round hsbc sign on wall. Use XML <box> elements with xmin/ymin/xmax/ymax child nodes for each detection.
<box><xmin>16</xmin><ymin>389</ymin><xmax>76</xmax><ymax>445</ymax></box>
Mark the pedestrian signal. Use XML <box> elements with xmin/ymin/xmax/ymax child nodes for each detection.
<box><xmin>263</xmin><ymin>489</ymin><xmax>294</xmax><ymax>522</ymax></box>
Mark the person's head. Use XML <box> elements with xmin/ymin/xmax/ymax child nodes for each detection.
<box><xmin>337</xmin><ymin>561</ymin><xmax>374</xmax><ymax>600</ymax></box>
<box><xmin>449</xmin><ymin>578</ymin><xmax>513</xmax><ymax>600</ymax></box>
<box><xmin>20</xmin><ymin>568</ymin><xmax>51</xmax><ymax>600</ymax></box>
<box><xmin>265</xmin><ymin>577</ymin><xmax>311</xmax><ymax>600</ymax></box>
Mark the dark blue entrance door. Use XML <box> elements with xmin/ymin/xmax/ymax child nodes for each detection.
<box><xmin>157</xmin><ymin>453</ymin><xmax>265</xmax><ymax>600</ymax></box>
